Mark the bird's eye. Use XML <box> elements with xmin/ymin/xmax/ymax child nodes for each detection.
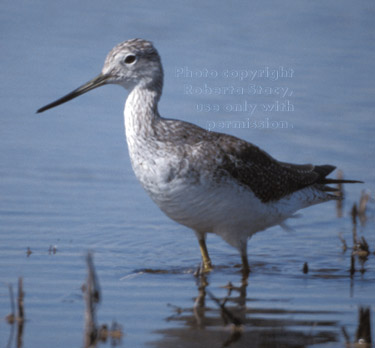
<box><xmin>124</xmin><ymin>55</ymin><xmax>136</xmax><ymax>64</ymax></box>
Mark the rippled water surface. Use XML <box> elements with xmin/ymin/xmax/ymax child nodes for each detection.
<box><xmin>1</xmin><ymin>1</ymin><xmax>374</xmax><ymax>347</ymax></box>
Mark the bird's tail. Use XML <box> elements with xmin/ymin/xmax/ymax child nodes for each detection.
<box><xmin>315</xmin><ymin>164</ymin><xmax>363</xmax><ymax>197</ymax></box>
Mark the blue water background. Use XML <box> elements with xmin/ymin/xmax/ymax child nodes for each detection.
<box><xmin>1</xmin><ymin>1</ymin><xmax>374</xmax><ymax>347</ymax></box>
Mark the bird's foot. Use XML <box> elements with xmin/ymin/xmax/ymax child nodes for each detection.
<box><xmin>194</xmin><ymin>261</ymin><xmax>213</xmax><ymax>276</ymax></box>
<box><xmin>201</xmin><ymin>261</ymin><xmax>213</xmax><ymax>273</ymax></box>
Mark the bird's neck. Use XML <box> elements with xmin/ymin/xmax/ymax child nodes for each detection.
<box><xmin>123</xmin><ymin>86</ymin><xmax>164</xmax><ymax>181</ymax></box>
<box><xmin>124</xmin><ymin>86</ymin><xmax>161</xmax><ymax>139</ymax></box>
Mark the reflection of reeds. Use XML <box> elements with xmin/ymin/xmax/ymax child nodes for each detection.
<box><xmin>156</xmin><ymin>271</ymin><xmax>338</xmax><ymax>348</ymax></box>
<box><xmin>342</xmin><ymin>306</ymin><xmax>372</xmax><ymax>346</ymax></box>
<box><xmin>83</xmin><ymin>252</ymin><xmax>101</xmax><ymax>347</ymax></box>
<box><xmin>358</xmin><ymin>190</ymin><xmax>370</xmax><ymax>225</ymax></box>
<box><xmin>351</xmin><ymin>190</ymin><xmax>371</xmax><ymax>226</ymax></box>
<box><xmin>5</xmin><ymin>284</ymin><xmax>15</xmax><ymax>324</ymax></box>
<box><xmin>347</xmin><ymin>220</ymin><xmax>370</xmax><ymax>276</ymax></box>
<box><xmin>350</xmin><ymin>204</ymin><xmax>370</xmax><ymax>273</ymax></box>
<box><xmin>206</xmin><ymin>289</ymin><xmax>243</xmax><ymax>347</ymax></box>
<box><xmin>83</xmin><ymin>252</ymin><xmax>123</xmax><ymax>348</ymax></box>
<box><xmin>5</xmin><ymin>278</ymin><xmax>25</xmax><ymax>348</ymax></box>
<box><xmin>335</xmin><ymin>171</ymin><xmax>371</xmax><ymax>269</ymax></box>
<box><xmin>338</xmin><ymin>187</ymin><xmax>372</xmax><ymax>277</ymax></box>
<box><xmin>356</xmin><ymin>307</ymin><xmax>372</xmax><ymax>345</ymax></box>
<box><xmin>206</xmin><ymin>290</ymin><xmax>242</xmax><ymax>327</ymax></box>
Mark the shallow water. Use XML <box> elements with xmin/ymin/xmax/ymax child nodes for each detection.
<box><xmin>1</xmin><ymin>1</ymin><xmax>374</xmax><ymax>347</ymax></box>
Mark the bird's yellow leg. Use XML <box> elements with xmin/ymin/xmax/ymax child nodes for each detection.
<box><xmin>198</xmin><ymin>238</ymin><xmax>213</xmax><ymax>272</ymax></box>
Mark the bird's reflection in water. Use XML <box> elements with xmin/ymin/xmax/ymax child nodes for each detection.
<box><xmin>153</xmin><ymin>272</ymin><xmax>338</xmax><ymax>348</ymax></box>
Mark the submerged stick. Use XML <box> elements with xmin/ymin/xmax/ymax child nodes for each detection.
<box><xmin>356</xmin><ymin>306</ymin><xmax>372</xmax><ymax>344</ymax></box>
<box><xmin>84</xmin><ymin>252</ymin><xmax>101</xmax><ymax>347</ymax></box>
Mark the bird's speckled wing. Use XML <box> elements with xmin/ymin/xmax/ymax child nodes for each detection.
<box><xmin>206</xmin><ymin>132</ymin><xmax>334</xmax><ymax>203</ymax></box>
<box><xmin>156</xmin><ymin>119</ymin><xmax>336</xmax><ymax>203</ymax></box>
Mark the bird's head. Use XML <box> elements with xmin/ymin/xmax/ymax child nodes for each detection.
<box><xmin>37</xmin><ymin>39</ymin><xmax>163</xmax><ymax>113</ymax></box>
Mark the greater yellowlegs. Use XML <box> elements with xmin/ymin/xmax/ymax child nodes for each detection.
<box><xmin>37</xmin><ymin>39</ymin><xmax>362</xmax><ymax>274</ymax></box>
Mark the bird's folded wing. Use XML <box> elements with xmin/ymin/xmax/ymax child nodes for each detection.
<box><xmin>206</xmin><ymin>133</ymin><xmax>331</xmax><ymax>203</ymax></box>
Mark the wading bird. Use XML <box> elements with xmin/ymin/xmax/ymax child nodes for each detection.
<box><xmin>37</xmin><ymin>39</ymin><xmax>361</xmax><ymax>274</ymax></box>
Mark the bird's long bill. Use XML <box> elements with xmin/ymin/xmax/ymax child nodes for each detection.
<box><xmin>37</xmin><ymin>73</ymin><xmax>110</xmax><ymax>113</ymax></box>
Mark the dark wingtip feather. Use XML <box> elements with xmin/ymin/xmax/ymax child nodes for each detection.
<box><xmin>322</xmin><ymin>178</ymin><xmax>364</xmax><ymax>185</ymax></box>
<box><xmin>314</xmin><ymin>164</ymin><xmax>364</xmax><ymax>185</ymax></box>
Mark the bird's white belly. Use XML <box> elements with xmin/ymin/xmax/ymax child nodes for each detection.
<box><xmin>129</xmin><ymin>151</ymin><xmax>290</xmax><ymax>249</ymax></box>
